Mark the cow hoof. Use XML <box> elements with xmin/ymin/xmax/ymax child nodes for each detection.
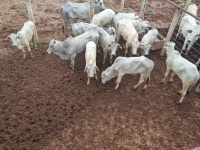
<box><xmin>177</xmin><ymin>101</ymin><xmax>182</xmax><ymax>105</ymax></box>
<box><xmin>160</xmin><ymin>79</ymin><xmax>165</xmax><ymax>84</ymax></box>
<box><xmin>71</xmin><ymin>70</ymin><xmax>74</xmax><ymax>74</ymax></box>
<box><xmin>168</xmin><ymin>79</ymin><xmax>173</xmax><ymax>83</ymax></box>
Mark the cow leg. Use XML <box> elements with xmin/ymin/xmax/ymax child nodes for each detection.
<box><xmin>178</xmin><ymin>83</ymin><xmax>188</xmax><ymax>104</ymax></box>
<box><xmin>185</xmin><ymin>41</ymin><xmax>194</xmax><ymax>55</ymax></box>
<box><xmin>115</xmin><ymin>74</ymin><xmax>123</xmax><ymax>90</ymax></box>
<box><xmin>143</xmin><ymin>74</ymin><xmax>151</xmax><ymax>90</ymax></box>
<box><xmin>133</xmin><ymin>74</ymin><xmax>146</xmax><ymax>89</ymax></box>
<box><xmin>110</xmin><ymin>53</ymin><xmax>113</xmax><ymax>64</ymax></box>
<box><xmin>94</xmin><ymin>68</ymin><xmax>98</xmax><ymax>80</ymax></box>
<box><xmin>125</xmin><ymin>43</ymin><xmax>129</xmax><ymax>57</ymax></box>
<box><xmin>21</xmin><ymin>47</ymin><xmax>26</xmax><ymax>59</ymax></box>
<box><xmin>181</xmin><ymin>38</ymin><xmax>189</xmax><ymax>53</ymax></box>
<box><xmin>116</xmin><ymin>32</ymin><xmax>120</xmax><ymax>42</ymax></box>
<box><xmin>175</xmin><ymin>28</ymin><xmax>181</xmax><ymax>40</ymax></box>
<box><xmin>169</xmin><ymin>71</ymin><xmax>175</xmax><ymax>82</ymax></box>
<box><xmin>32</xmin><ymin>34</ymin><xmax>37</xmax><ymax>49</ymax></box>
<box><xmin>103</xmin><ymin>50</ymin><xmax>107</xmax><ymax>66</ymax></box>
<box><xmin>87</xmin><ymin>75</ymin><xmax>90</xmax><ymax>85</ymax></box>
<box><xmin>66</xmin><ymin>18</ymin><xmax>72</xmax><ymax>30</ymax></box>
<box><xmin>70</xmin><ymin>54</ymin><xmax>76</xmax><ymax>73</ymax></box>
<box><xmin>27</xmin><ymin>45</ymin><xmax>34</xmax><ymax>58</ymax></box>
<box><xmin>161</xmin><ymin>67</ymin><xmax>171</xmax><ymax>84</ymax></box>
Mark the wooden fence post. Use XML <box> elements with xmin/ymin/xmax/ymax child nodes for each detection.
<box><xmin>121</xmin><ymin>0</ymin><xmax>125</xmax><ymax>9</ymax></box>
<box><xmin>90</xmin><ymin>0</ymin><xmax>94</xmax><ymax>21</ymax></box>
<box><xmin>160</xmin><ymin>8</ymin><xmax>182</xmax><ymax>56</ymax></box>
<box><xmin>25</xmin><ymin>0</ymin><xmax>39</xmax><ymax>42</ymax></box>
<box><xmin>139</xmin><ymin>0</ymin><xmax>148</xmax><ymax>19</ymax></box>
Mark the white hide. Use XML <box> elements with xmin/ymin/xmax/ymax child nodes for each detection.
<box><xmin>85</xmin><ymin>41</ymin><xmax>99</xmax><ymax>85</ymax></box>
<box><xmin>7</xmin><ymin>21</ymin><xmax>36</xmax><ymax>59</ymax></box>
<box><xmin>90</xmin><ymin>9</ymin><xmax>115</xmax><ymax>26</ymax></box>
<box><xmin>113</xmin><ymin>12</ymin><xmax>139</xmax><ymax>34</ymax></box>
<box><xmin>139</xmin><ymin>28</ymin><xmax>158</xmax><ymax>56</ymax></box>
<box><xmin>101</xmin><ymin>56</ymin><xmax>154</xmax><ymax>90</ymax></box>
<box><xmin>176</xmin><ymin>4</ymin><xmax>199</xmax><ymax>54</ymax></box>
<box><xmin>161</xmin><ymin>41</ymin><xmax>200</xmax><ymax>104</ymax></box>
<box><xmin>117</xmin><ymin>19</ymin><xmax>140</xmax><ymax>56</ymax></box>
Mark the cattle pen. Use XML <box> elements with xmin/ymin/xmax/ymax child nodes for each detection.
<box><xmin>0</xmin><ymin>0</ymin><xmax>200</xmax><ymax>150</ymax></box>
<box><xmin>105</xmin><ymin>0</ymin><xmax>200</xmax><ymax>65</ymax></box>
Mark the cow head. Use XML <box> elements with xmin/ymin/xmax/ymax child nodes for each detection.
<box><xmin>47</xmin><ymin>39</ymin><xmax>58</xmax><ymax>54</ymax></box>
<box><xmin>164</xmin><ymin>41</ymin><xmax>175</xmax><ymax>53</ymax></box>
<box><xmin>101</xmin><ymin>66</ymin><xmax>116</xmax><ymax>84</ymax></box>
<box><xmin>7</xmin><ymin>33</ymin><xmax>18</xmax><ymax>47</ymax></box>
<box><xmin>94</xmin><ymin>0</ymin><xmax>105</xmax><ymax>13</ymax></box>
<box><xmin>85</xmin><ymin>61</ymin><xmax>99</xmax><ymax>78</ymax></box>
<box><xmin>139</xmin><ymin>43</ymin><xmax>153</xmax><ymax>56</ymax></box>
<box><xmin>139</xmin><ymin>20</ymin><xmax>152</xmax><ymax>34</ymax></box>
<box><xmin>186</xmin><ymin>26</ymin><xmax>200</xmax><ymax>51</ymax></box>
<box><xmin>131</xmin><ymin>40</ymin><xmax>140</xmax><ymax>55</ymax></box>
<box><xmin>108</xmin><ymin>41</ymin><xmax>122</xmax><ymax>56</ymax></box>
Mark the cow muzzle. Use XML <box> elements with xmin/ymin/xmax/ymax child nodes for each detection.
<box><xmin>47</xmin><ymin>49</ymin><xmax>51</xmax><ymax>54</ymax></box>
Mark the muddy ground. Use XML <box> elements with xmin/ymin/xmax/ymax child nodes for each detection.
<box><xmin>0</xmin><ymin>0</ymin><xmax>200</xmax><ymax>150</ymax></box>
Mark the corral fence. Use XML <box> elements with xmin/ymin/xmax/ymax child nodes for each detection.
<box><xmin>104</xmin><ymin>0</ymin><xmax>200</xmax><ymax>67</ymax></box>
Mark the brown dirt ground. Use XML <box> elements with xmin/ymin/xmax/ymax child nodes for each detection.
<box><xmin>0</xmin><ymin>0</ymin><xmax>200</xmax><ymax>150</ymax></box>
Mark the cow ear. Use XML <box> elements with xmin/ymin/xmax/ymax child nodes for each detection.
<box><xmin>84</xmin><ymin>66</ymin><xmax>88</xmax><ymax>72</ymax></box>
<box><xmin>6</xmin><ymin>36</ymin><xmax>10</xmax><ymax>40</ymax></box>
<box><xmin>187</xmin><ymin>30</ymin><xmax>192</xmax><ymax>33</ymax></box>
<box><xmin>118</xmin><ymin>43</ymin><xmax>122</xmax><ymax>49</ymax></box>
<box><xmin>95</xmin><ymin>66</ymin><xmax>99</xmax><ymax>71</ymax></box>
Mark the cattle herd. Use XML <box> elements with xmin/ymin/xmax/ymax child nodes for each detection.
<box><xmin>6</xmin><ymin>0</ymin><xmax>200</xmax><ymax>104</ymax></box>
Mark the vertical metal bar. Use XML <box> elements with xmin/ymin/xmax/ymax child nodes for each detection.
<box><xmin>25</xmin><ymin>0</ymin><xmax>39</xmax><ymax>42</ymax></box>
<box><xmin>121</xmin><ymin>0</ymin><xmax>125</xmax><ymax>9</ymax></box>
<box><xmin>160</xmin><ymin>8</ymin><xmax>182</xmax><ymax>56</ymax></box>
<box><xmin>142</xmin><ymin>0</ymin><xmax>148</xmax><ymax>19</ymax></box>
<box><xmin>139</xmin><ymin>0</ymin><xmax>145</xmax><ymax>19</ymax></box>
<box><xmin>90</xmin><ymin>0</ymin><xmax>94</xmax><ymax>21</ymax></box>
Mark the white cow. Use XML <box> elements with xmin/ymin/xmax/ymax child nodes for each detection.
<box><xmin>72</xmin><ymin>22</ymin><xmax>116</xmax><ymax>36</ymax></box>
<box><xmin>175</xmin><ymin>4</ymin><xmax>199</xmax><ymax>55</ymax></box>
<box><xmin>60</xmin><ymin>0</ymin><xmax>105</xmax><ymax>32</ymax></box>
<box><xmin>85</xmin><ymin>41</ymin><xmax>99</xmax><ymax>85</ymax></box>
<box><xmin>130</xmin><ymin>18</ymin><xmax>152</xmax><ymax>35</ymax></box>
<box><xmin>7</xmin><ymin>21</ymin><xmax>36</xmax><ymax>59</ymax></box>
<box><xmin>113</xmin><ymin>12</ymin><xmax>139</xmax><ymax>34</ymax></box>
<box><xmin>101</xmin><ymin>56</ymin><xmax>154</xmax><ymax>90</ymax></box>
<box><xmin>161</xmin><ymin>41</ymin><xmax>200</xmax><ymax>104</ymax></box>
<box><xmin>90</xmin><ymin>9</ymin><xmax>115</xmax><ymax>26</ymax></box>
<box><xmin>47</xmin><ymin>30</ymin><xmax>99</xmax><ymax>72</ymax></box>
<box><xmin>72</xmin><ymin>24</ymin><xmax>121</xmax><ymax>65</ymax></box>
<box><xmin>117</xmin><ymin>19</ymin><xmax>140</xmax><ymax>56</ymax></box>
<box><xmin>138</xmin><ymin>28</ymin><xmax>158</xmax><ymax>56</ymax></box>
<box><xmin>92</xmin><ymin>27</ymin><xmax>121</xmax><ymax>65</ymax></box>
